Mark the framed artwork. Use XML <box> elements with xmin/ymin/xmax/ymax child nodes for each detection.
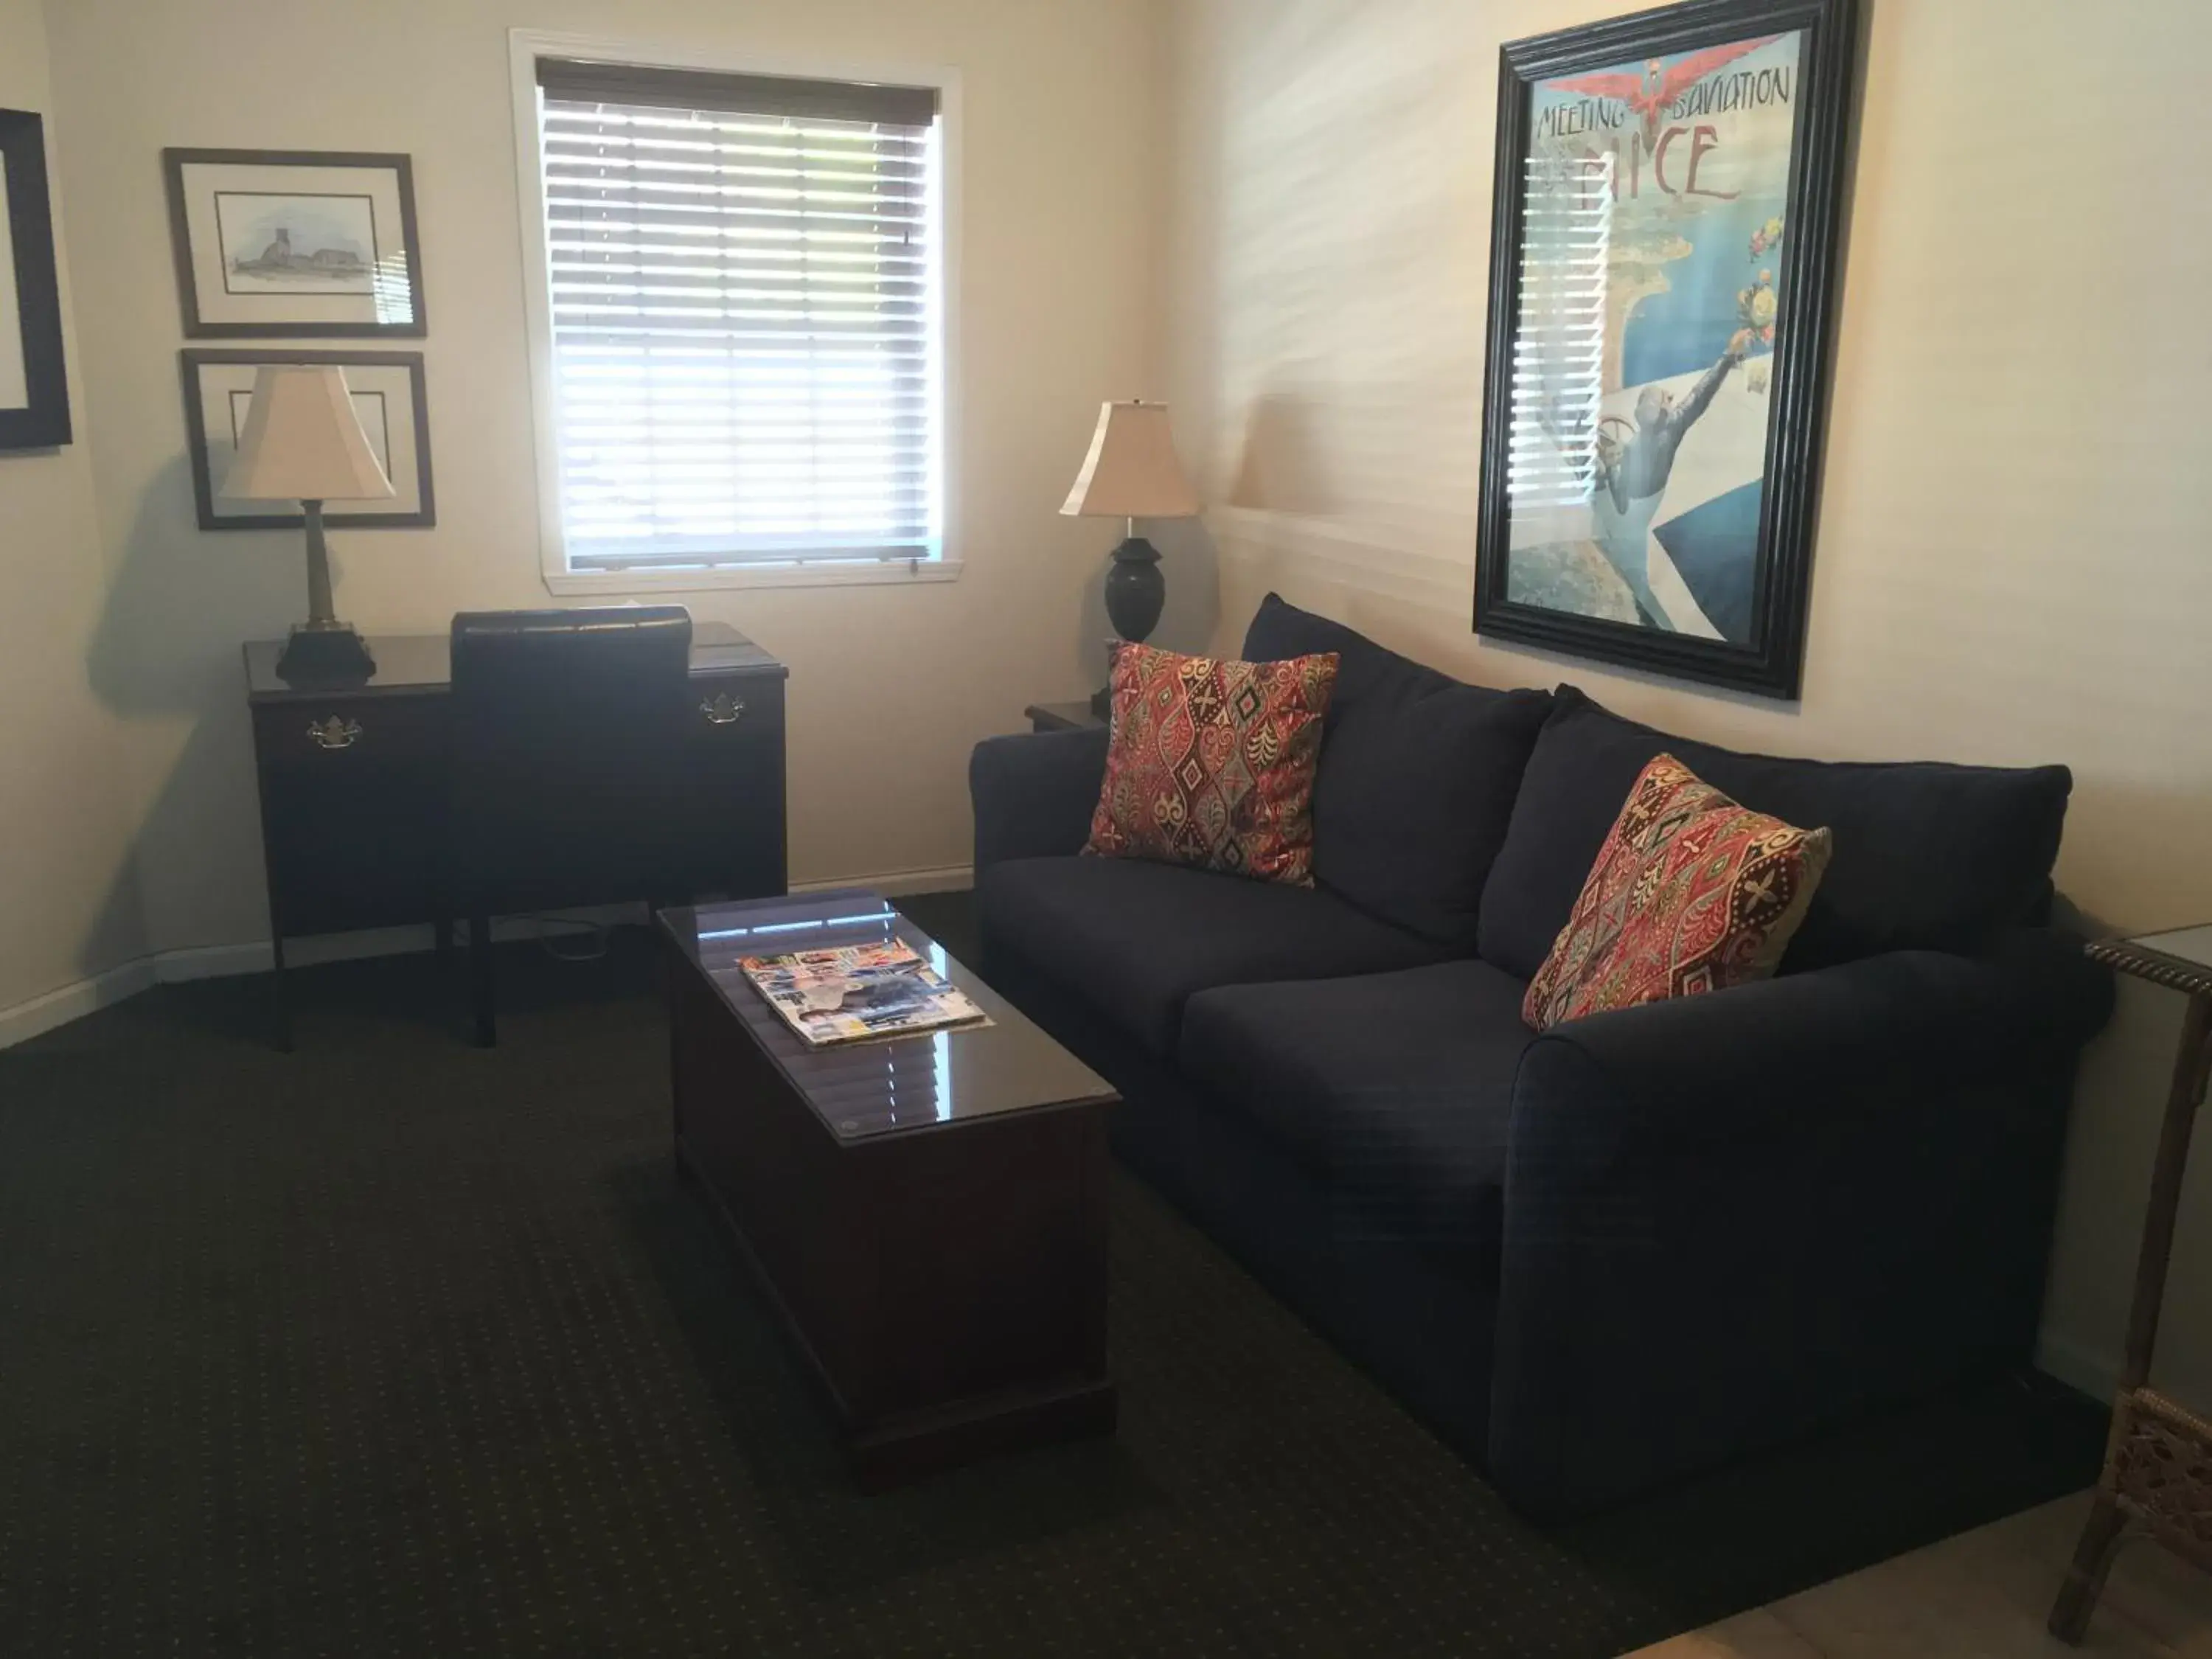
<box><xmin>181</xmin><ymin>349</ymin><xmax>435</xmax><ymax>529</ymax></box>
<box><xmin>1473</xmin><ymin>0</ymin><xmax>1856</xmax><ymax>698</ymax></box>
<box><xmin>0</xmin><ymin>108</ymin><xmax>71</xmax><ymax>451</ymax></box>
<box><xmin>164</xmin><ymin>149</ymin><xmax>425</xmax><ymax>337</ymax></box>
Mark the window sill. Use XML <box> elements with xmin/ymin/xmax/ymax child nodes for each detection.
<box><xmin>543</xmin><ymin>559</ymin><xmax>964</xmax><ymax>597</ymax></box>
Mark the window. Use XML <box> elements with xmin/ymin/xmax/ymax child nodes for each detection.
<box><xmin>515</xmin><ymin>43</ymin><xmax>951</xmax><ymax>590</ymax></box>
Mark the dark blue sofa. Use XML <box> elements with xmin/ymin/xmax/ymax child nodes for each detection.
<box><xmin>969</xmin><ymin>595</ymin><xmax>2114</xmax><ymax>1519</ymax></box>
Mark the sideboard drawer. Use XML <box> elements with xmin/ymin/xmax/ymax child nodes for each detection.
<box><xmin>688</xmin><ymin>672</ymin><xmax>784</xmax><ymax>745</ymax></box>
<box><xmin>678</xmin><ymin>671</ymin><xmax>787</xmax><ymax>900</ymax></box>
<box><xmin>253</xmin><ymin>695</ymin><xmax>449</xmax><ymax>772</ymax></box>
<box><xmin>253</xmin><ymin>698</ymin><xmax>448</xmax><ymax>936</ymax></box>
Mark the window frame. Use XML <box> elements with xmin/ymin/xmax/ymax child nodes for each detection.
<box><xmin>507</xmin><ymin>28</ymin><xmax>962</xmax><ymax>595</ymax></box>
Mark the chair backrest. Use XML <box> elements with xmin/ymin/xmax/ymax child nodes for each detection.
<box><xmin>448</xmin><ymin>606</ymin><xmax>695</xmax><ymax>917</ymax></box>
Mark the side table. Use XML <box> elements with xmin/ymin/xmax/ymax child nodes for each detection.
<box><xmin>1025</xmin><ymin>700</ymin><xmax>1105</xmax><ymax>735</ymax></box>
<box><xmin>2051</xmin><ymin>926</ymin><xmax>2212</xmax><ymax>1641</ymax></box>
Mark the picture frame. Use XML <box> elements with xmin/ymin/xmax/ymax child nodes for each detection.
<box><xmin>163</xmin><ymin>148</ymin><xmax>425</xmax><ymax>338</ymax></box>
<box><xmin>0</xmin><ymin>108</ymin><xmax>72</xmax><ymax>451</ymax></box>
<box><xmin>181</xmin><ymin>349</ymin><xmax>435</xmax><ymax>529</ymax></box>
<box><xmin>1472</xmin><ymin>0</ymin><xmax>1857</xmax><ymax>699</ymax></box>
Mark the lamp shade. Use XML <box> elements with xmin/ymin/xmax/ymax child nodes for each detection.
<box><xmin>223</xmin><ymin>366</ymin><xmax>396</xmax><ymax>503</ymax></box>
<box><xmin>1060</xmin><ymin>400</ymin><xmax>1200</xmax><ymax>519</ymax></box>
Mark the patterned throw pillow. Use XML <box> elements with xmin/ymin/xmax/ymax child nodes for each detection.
<box><xmin>1085</xmin><ymin>641</ymin><xmax>1339</xmax><ymax>886</ymax></box>
<box><xmin>1523</xmin><ymin>754</ymin><xmax>1834</xmax><ymax>1030</ymax></box>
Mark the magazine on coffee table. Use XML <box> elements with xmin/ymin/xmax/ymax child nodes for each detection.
<box><xmin>738</xmin><ymin>940</ymin><xmax>992</xmax><ymax>1047</ymax></box>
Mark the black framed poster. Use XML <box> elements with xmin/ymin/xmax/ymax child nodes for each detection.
<box><xmin>1473</xmin><ymin>0</ymin><xmax>1856</xmax><ymax>698</ymax></box>
<box><xmin>0</xmin><ymin>107</ymin><xmax>71</xmax><ymax>451</ymax></box>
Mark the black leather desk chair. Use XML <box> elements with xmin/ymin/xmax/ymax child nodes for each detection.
<box><xmin>448</xmin><ymin>607</ymin><xmax>694</xmax><ymax>1046</ymax></box>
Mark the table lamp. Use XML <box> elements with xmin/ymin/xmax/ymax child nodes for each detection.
<box><xmin>1062</xmin><ymin>400</ymin><xmax>1200</xmax><ymax>715</ymax></box>
<box><xmin>225</xmin><ymin>364</ymin><xmax>394</xmax><ymax>684</ymax></box>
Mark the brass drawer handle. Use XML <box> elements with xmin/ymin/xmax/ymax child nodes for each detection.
<box><xmin>307</xmin><ymin>715</ymin><xmax>362</xmax><ymax>751</ymax></box>
<box><xmin>700</xmin><ymin>692</ymin><xmax>746</xmax><ymax>726</ymax></box>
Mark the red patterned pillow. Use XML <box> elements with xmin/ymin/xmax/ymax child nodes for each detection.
<box><xmin>1085</xmin><ymin>641</ymin><xmax>1339</xmax><ymax>886</ymax></box>
<box><xmin>1523</xmin><ymin>754</ymin><xmax>1833</xmax><ymax>1029</ymax></box>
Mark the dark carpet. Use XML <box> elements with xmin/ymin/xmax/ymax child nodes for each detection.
<box><xmin>0</xmin><ymin>896</ymin><xmax>2104</xmax><ymax>1658</ymax></box>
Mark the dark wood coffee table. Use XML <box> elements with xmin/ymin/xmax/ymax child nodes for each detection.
<box><xmin>658</xmin><ymin>889</ymin><xmax>1119</xmax><ymax>1488</ymax></box>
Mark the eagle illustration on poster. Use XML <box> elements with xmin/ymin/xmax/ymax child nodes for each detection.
<box><xmin>1550</xmin><ymin>37</ymin><xmax>1775</xmax><ymax>147</ymax></box>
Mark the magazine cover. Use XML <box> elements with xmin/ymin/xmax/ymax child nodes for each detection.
<box><xmin>739</xmin><ymin>941</ymin><xmax>990</xmax><ymax>1047</ymax></box>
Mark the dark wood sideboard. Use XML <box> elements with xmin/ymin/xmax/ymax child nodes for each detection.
<box><xmin>244</xmin><ymin>622</ymin><xmax>788</xmax><ymax>1041</ymax></box>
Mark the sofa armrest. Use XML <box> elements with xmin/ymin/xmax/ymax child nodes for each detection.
<box><xmin>970</xmin><ymin>726</ymin><xmax>1110</xmax><ymax>872</ymax></box>
<box><xmin>1518</xmin><ymin>928</ymin><xmax>2114</xmax><ymax>1155</ymax></box>
<box><xmin>1486</xmin><ymin>930</ymin><xmax>2112</xmax><ymax>1519</ymax></box>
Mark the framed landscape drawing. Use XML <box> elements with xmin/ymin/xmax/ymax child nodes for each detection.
<box><xmin>164</xmin><ymin>149</ymin><xmax>425</xmax><ymax>337</ymax></box>
<box><xmin>181</xmin><ymin>349</ymin><xmax>434</xmax><ymax>530</ymax></box>
<box><xmin>1473</xmin><ymin>0</ymin><xmax>1856</xmax><ymax>698</ymax></box>
<box><xmin>0</xmin><ymin>108</ymin><xmax>71</xmax><ymax>451</ymax></box>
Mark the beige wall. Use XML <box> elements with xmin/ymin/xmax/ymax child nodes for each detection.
<box><xmin>0</xmin><ymin>0</ymin><xmax>144</xmax><ymax>1023</ymax></box>
<box><xmin>39</xmin><ymin>0</ymin><xmax>1163</xmax><ymax>961</ymax></box>
<box><xmin>1164</xmin><ymin>0</ymin><xmax>2212</xmax><ymax>1405</ymax></box>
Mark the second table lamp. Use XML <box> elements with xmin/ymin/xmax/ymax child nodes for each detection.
<box><xmin>1061</xmin><ymin>400</ymin><xmax>1200</xmax><ymax>716</ymax></box>
<box><xmin>225</xmin><ymin>364</ymin><xmax>395</xmax><ymax>684</ymax></box>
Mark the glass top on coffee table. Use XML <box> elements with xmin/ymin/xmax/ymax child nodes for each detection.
<box><xmin>657</xmin><ymin>889</ymin><xmax>1116</xmax><ymax>1141</ymax></box>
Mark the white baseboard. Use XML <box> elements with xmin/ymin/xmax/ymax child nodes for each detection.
<box><xmin>149</xmin><ymin>906</ymin><xmax>660</xmax><ymax>983</ymax></box>
<box><xmin>2036</xmin><ymin>1329</ymin><xmax>2118</xmax><ymax>1402</ymax></box>
<box><xmin>0</xmin><ymin>959</ymin><xmax>159</xmax><ymax>1049</ymax></box>
<box><xmin>0</xmin><ymin>866</ymin><xmax>977</xmax><ymax>1048</ymax></box>
<box><xmin>153</xmin><ymin>923</ymin><xmax>445</xmax><ymax>983</ymax></box>
<box><xmin>794</xmin><ymin>864</ymin><xmax>973</xmax><ymax>899</ymax></box>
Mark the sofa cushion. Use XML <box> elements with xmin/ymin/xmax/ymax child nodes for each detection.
<box><xmin>1523</xmin><ymin>754</ymin><xmax>1834</xmax><ymax>1029</ymax></box>
<box><xmin>976</xmin><ymin>855</ymin><xmax>1449</xmax><ymax>1060</ymax></box>
<box><xmin>1178</xmin><ymin>959</ymin><xmax>1538</xmax><ymax>1287</ymax></box>
<box><xmin>1088</xmin><ymin>640</ymin><xmax>1338</xmax><ymax>886</ymax></box>
<box><xmin>1242</xmin><ymin>594</ymin><xmax>1554</xmax><ymax>950</ymax></box>
<box><xmin>1479</xmin><ymin>686</ymin><xmax>2073</xmax><ymax>981</ymax></box>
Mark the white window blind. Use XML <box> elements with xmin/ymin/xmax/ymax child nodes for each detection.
<box><xmin>535</xmin><ymin>58</ymin><xmax>943</xmax><ymax>572</ymax></box>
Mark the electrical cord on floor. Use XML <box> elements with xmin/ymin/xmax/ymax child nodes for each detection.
<box><xmin>524</xmin><ymin>916</ymin><xmax>611</xmax><ymax>962</ymax></box>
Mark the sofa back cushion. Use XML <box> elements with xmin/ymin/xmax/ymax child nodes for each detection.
<box><xmin>1478</xmin><ymin>686</ymin><xmax>2072</xmax><ymax>980</ymax></box>
<box><xmin>1242</xmin><ymin>594</ymin><xmax>1554</xmax><ymax>950</ymax></box>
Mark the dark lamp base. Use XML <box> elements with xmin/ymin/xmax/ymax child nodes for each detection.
<box><xmin>276</xmin><ymin>624</ymin><xmax>377</xmax><ymax>686</ymax></box>
<box><xmin>1093</xmin><ymin>533</ymin><xmax>1168</xmax><ymax>718</ymax></box>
